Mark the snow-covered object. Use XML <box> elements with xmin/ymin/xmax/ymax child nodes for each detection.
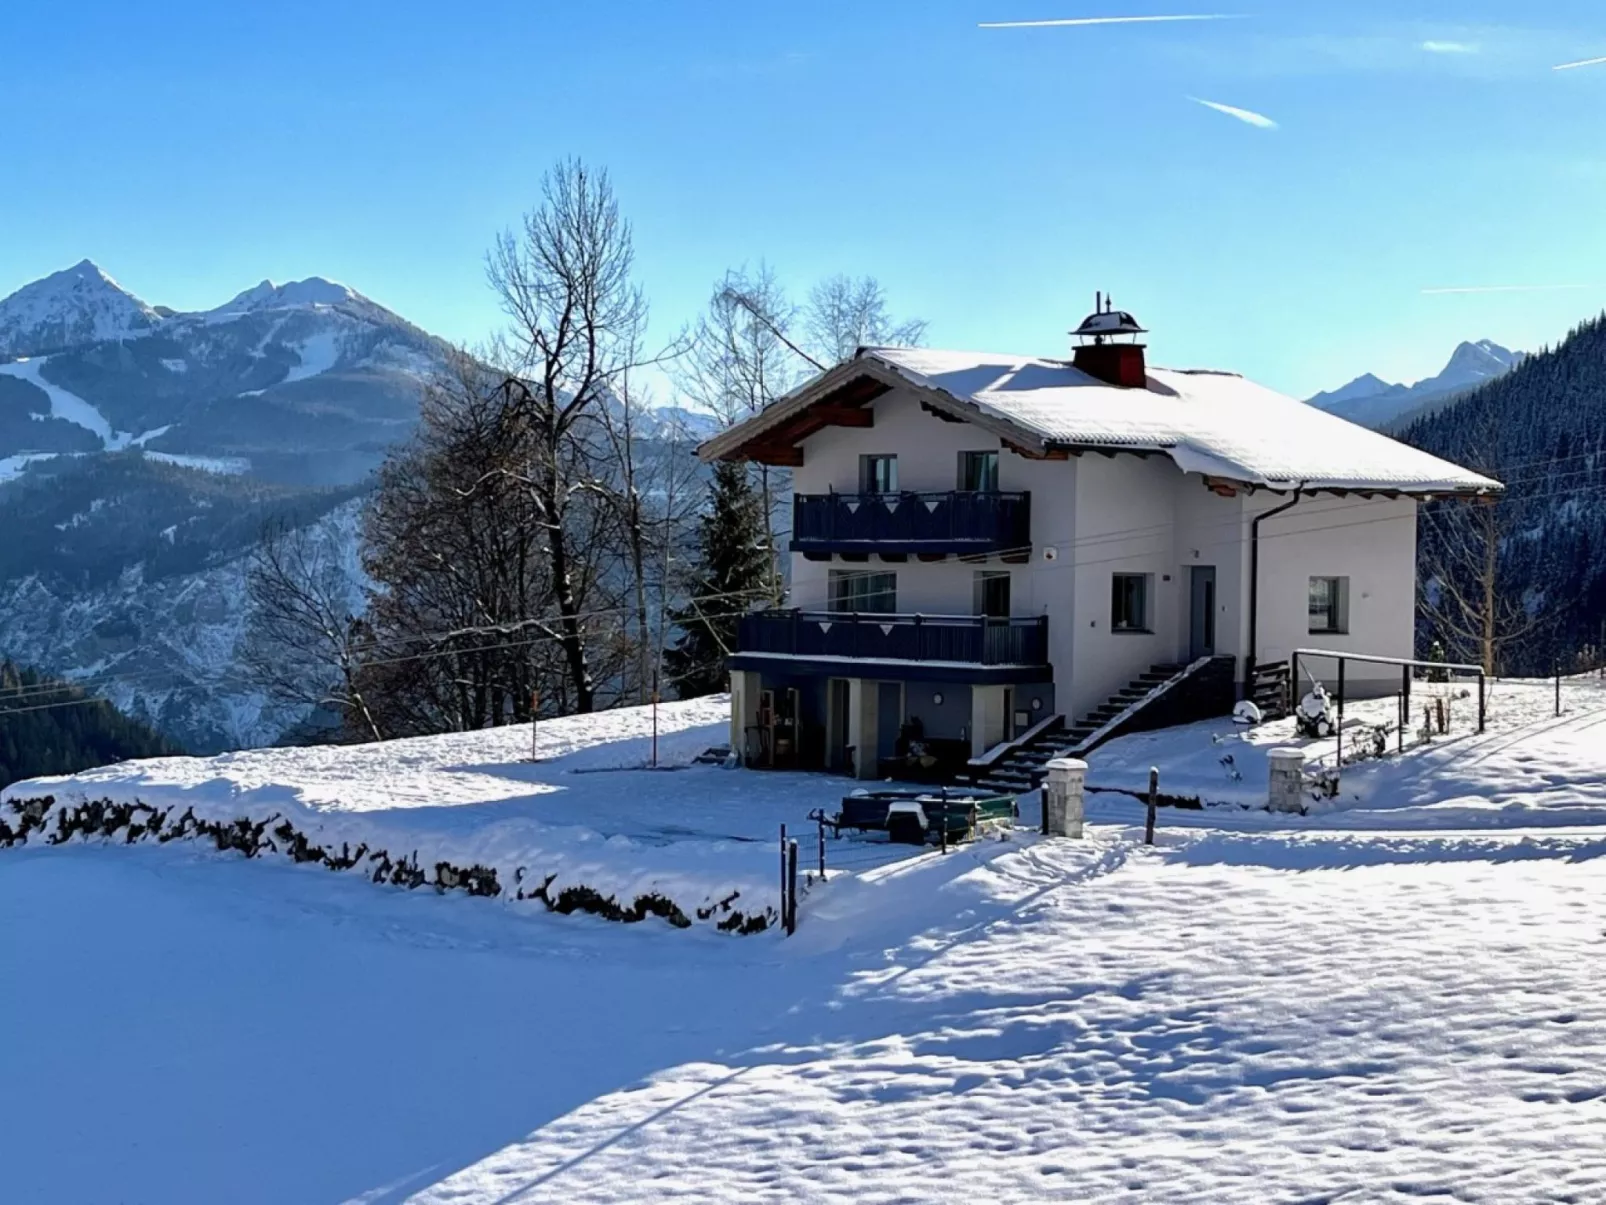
<box><xmin>0</xmin><ymin>259</ymin><xmax>162</xmax><ymax>357</ymax></box>
<box><xmin>0</xmin><ymin>695</ymin><xmax>797</xmax><ymax>931</ymax></box>
<box><xmin>1295</xmin><ymin>685</ymin><xmax>1336</xmax><ymax>738</ymax></box>
<box><xmin>1233</xmin><ymin>700</ymin><xmax>1264</xmax><ymax>726</ymax></box>
<box><xmin>704</xmin><ymin>346</ymin><xmax>1503</xmax><ymax>494</ymax></box>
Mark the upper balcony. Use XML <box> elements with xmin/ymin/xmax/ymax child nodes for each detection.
<box><xmin>790</xmin><ymin>490</ymin><xmax>1031</xmax><ymax>559</ymax></box>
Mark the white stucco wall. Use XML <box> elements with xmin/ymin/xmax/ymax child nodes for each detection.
<box><xmin>1245</xmin><ymin>492</ymin><xmax>1418</xmax><ymax>695</ymax></box>
<box><xmin>778</xmin><ymin>383</ymin><xmax>1421</xmax><ymax>725</ymax></box>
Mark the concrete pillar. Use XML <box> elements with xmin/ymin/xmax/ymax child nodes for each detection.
<box><xmin>970</xmin><ymin>684</ymin><xmax>1008</xmax><ymax>759</ymax></box>
<box><xmin>1268</xmin><ymin>747</ymin><xmax>1307</xmax><ymax>813</ymax></box>
<box><xmin>847</xmin><ymin>678</ymin><xmax>879</xmax><ymax>780</ymax></box>
<box><xmin>1043</xmin><ymin>757</ymin><xmax>1087</xmax><ymax>838</ymax></box>
<box><xmin>730</xmin><ymin>670</ymin><xmax>762</xmax><ymax>765</ymax></box>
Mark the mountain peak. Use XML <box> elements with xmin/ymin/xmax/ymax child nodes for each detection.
<box><xmin>1307</xmin><ymin>337</ymin><xmax>1525</xmax><ymax>430</ymax></box>
<box><xmin>0</xmin><ymin>259</ymin><xmax>161</xmax><ymax>358</ymax></box>
<box><xmin>207</xmin><ymin>275</ymin><xmax>378</xmax><ymax>319</ymax></box>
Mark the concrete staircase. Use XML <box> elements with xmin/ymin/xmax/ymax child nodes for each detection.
<box><xmin>968</xmin><ymin>663</ymin><xmax>1191</xmax><ymax>795</ymax></box>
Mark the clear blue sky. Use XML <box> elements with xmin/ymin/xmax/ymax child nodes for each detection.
<box><xmin>3</xmin><ymin>0</ymin><xmax>1604</xmax><ymax>397</ymax></box>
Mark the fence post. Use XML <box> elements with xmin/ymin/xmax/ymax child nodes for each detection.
<box><xmin>530</xmin><ymin>690</ymin><xmax>539</xmax><ymax>762</ymax></box>
<box><xmin>1400</xmin><ymin>666</ymin><xmax>1409</xmax><ymax>754</ymax></box>
<box><xmin>1556</xmin><ymin>662</ymin><xmax>1562</xmax><ymax>718</ymax></box>
<box><xmin>1145</xmin><ymin>766</ymin><xmax>1158</xmax><ymax>846</ymax></box>
<box><xmin>1477</xmin><ymin>673</ymin><xmax>1486</xmax><ymax>734</ymax></box>
<box><xmin>785</xmin><ymin>840</ymin><xmax>799</xmax><ymax>936</ymax></box>
<box><xmin>1336</xmin><ymin>657</ymin><xmax>1346</xmax><ymax>767</ymax></box>
<box><xmin>651</xmin><ymin>672</ymin><xmax>661</xmax><ymax>768</ymax></box>
<box><xmin>817</xmin><ymin>812</ymin><xmax>826</xmax><ymax>877</ymax></box>
<box><xmin>779</xmin><ymin>824</ymin><xmax>789</xmax><ymax>933</ymax></box>
<box><xmin>1268</xmin><ymin>748</ymin><xmax>1307</xmax><ymax>812</ymax></box>
<box><xmin>1043</xmin><ymin>758</ymin><xmax>1086</xmax><ymax>838</ymax></box>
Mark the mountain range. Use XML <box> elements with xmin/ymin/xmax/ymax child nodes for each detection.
<box><xmin>1306</xmin><ymin>339</ymin><xmax>1526</xmax><ymax>430</ymax></box>
<box><xmin>0</xmin><ymin>261</ymin><xmax>715</xmax><ymax>752</ymax></box>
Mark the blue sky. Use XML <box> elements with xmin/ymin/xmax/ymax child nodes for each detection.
<box><xmin>3</xmin><ymin>0</ymin><xmax>1604</xmax><ymax>397</ymax></box>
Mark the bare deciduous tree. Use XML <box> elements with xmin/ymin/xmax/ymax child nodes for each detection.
<box><xmin>485</xmin><ymin>158</ymin><xmax>661</xmax><ymax>712</ymax></box>
<box><xmin>1421</xmin><ymin>494</ymin><xmax>1543</xmax><ymax>676</ymax></box>
<box><xmin>804</xmin><ymin>272</ymin><xmax>928</xmax><ymax>363</ymax></box>
<box><xmin>244</xmin><ymin>510</ymin><xmax>380</xmax><ymax>742</ymax></box>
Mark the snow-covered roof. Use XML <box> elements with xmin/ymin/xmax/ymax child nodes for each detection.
<box><xmin>700</xmin><ymin>346</ymin><xmax>1502</xmax><ymax>495</ymax></box>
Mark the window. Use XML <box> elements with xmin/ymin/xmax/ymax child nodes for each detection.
<box><xmin>1111</xmin><ymin>573</ymin><xmax>1151</xmax><ymax>633</ymax></box>
<box><xmin>959</xmin><ymin>450</ymin><xmax>999</xmax><ymax>493</ymax></box>
<box><xmin>859</xmin><ymin>454</ymin><xmax>898</xmax><ymax>494</ymax></box>
<box><xmin>973</xmin><ymin>570</ymin><xmax>1012</xmax><ymax>618</ymax></box>
<box><xmin>829</xmin><ymin>569</ymin><xmax>897</xmax><ymax>614</ymax></box>
<box><xmin>1309</xmin><ymin>576</ymin><xmax>1349</xmax><ymax>634</ymax></box>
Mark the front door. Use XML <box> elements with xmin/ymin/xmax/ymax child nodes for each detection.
<box><xmin>876</xmin><ymin>681</ymin><xmax>904</xmax><ymax>770</ymax></box>
<box><xmin>826</xmin><ymin>678</ymin><xmax>851</xmax><ymax>773</ymax></box>
<box><xmin>1189</xmin><ymin>566</ymin><xmax>1217</xmax><ymax>660</ymax></box>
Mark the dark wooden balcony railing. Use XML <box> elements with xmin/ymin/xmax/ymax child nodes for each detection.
<box><xmin>737</xmin><ymin>610</ymin><xmax>1049</xmax><ymax>667</ymax></box>
<box><xmin>790</xmin><ymin>490</ymin><xmax>1030</xmax><ymax>556</ymax></box>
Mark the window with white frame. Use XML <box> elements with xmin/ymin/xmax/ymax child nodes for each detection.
<box><xmin>1111</xmin><ymin>573</ymin><xmax>1151</xmax><ymax>633</ymax></box>
<box><xmin>829</xmin><ymin>569</ymin><xmax>897</xmax><ymax>614</ymax></box>
<box><xmin>1309</xmin><ymin>576</ymin><xmax>1349</xmax><ymax>634</ymax></box>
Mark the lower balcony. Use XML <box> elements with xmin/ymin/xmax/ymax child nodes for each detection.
<box><xmin>730</xmin><ymin>610</ymin><xmax>1051</xmax><ymax>684</ymax></box>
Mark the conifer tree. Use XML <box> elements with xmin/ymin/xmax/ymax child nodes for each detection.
<box><xmin>664</xmin><ymin>460</ymin><xmax>772</xmax><ymax>698</ymax></box>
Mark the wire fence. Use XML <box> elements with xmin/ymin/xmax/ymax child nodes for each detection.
<box><xmin>1281</xmin><ymin>649</ymin><xmax>1606</xmax><ymax>780</ymax></box>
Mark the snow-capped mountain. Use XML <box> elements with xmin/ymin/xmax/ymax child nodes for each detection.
<box><xmin>0</xmin><ymin>260</ymin><xmax>713</xmax><ymax>752</ymax></box>
<box><xmin>1308</xmin><ymin>340</ymin><xmax>1525</xmax><ymax>430</ymax></box>
<box><xmin>0</xmin><ymin>260</ymin><xmax>162</xmax><ymax>358</ymax></box>
<box><xmin>0</xmin><ymin>262</ymin><xmax>447</xmax><ymax>485</ymax></box>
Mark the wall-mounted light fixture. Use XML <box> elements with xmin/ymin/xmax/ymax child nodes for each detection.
<box><xmin>932</xmin><ymin>691</ymin><xmax>944</xmax><ymax>706</ymax></box>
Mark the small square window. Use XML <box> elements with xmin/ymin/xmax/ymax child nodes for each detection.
<box><xmin>959</xmin><ymin>450</ymin><xmax>999</xmax><ymax>493</ymax></box>
<box><xmin>1111</xmin><ymin>573</ymin><xmax>1151</xmax><ymax>632</ymax></box>
<box><xmin>973</xmin><ymin>570</ymin><xmax>1011</xmax><ymax>618</ymax></box>
<box><xmin>859</xmin><ymin>454</ymin><xmax>898</xmax><ymax>494</ymax></box>
<box><xmin>1309</xmin><ymin>576</ymin><xmax>1349</xmax><ymax>634</ymax></box>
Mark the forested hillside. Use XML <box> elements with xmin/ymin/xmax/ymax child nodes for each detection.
<box><xmin>0</xmin><ymin>661</ymin><xmax>179</xmax><ymax>788</ymax></box>
<box><xmin>1401</xmin><ymin>313</ymin><xmax>1606</xmax><ymax>673</ymax></box>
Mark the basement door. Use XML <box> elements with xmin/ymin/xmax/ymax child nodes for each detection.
<box><xmin>1189</xmin><ymin>566</ymin><xmax>1217</xmax><ymax>661</ymax></box>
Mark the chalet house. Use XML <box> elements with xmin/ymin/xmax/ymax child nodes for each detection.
<box><xmin>697</xmin><ymin>301</ymin><xmax>1501</xmax><ymax>784</ymax></box>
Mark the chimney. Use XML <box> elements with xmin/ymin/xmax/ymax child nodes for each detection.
<box><xmin>1070</xmin><ymin>293</ymin><xmax>1149</xmax><ymax>388</ymax></box>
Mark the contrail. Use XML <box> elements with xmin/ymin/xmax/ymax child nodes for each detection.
<box><xmin>979</xmin><ymin>14</ymin><xmax>1244</xmax><ymax>29</ymax></box>
<box><xmin>1554</xmin><ymin>55</ymin><xmax>1606</xmax><ymax>71</ymax></box>
<box><xmin>1421</xmin><ymin>284</ymin><xmax>1590</xmax><ymax>295</ymax></box>
<box><xmin>1189</xmin><ymin>97</ymin><xmax>1278</xmax><ymax>129</ymax></box>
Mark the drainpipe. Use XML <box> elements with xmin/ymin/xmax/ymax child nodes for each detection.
<box><xmin>1244</xmin><ymin>482</ymin><xmax>1305</xmax><ymax>699</ymax></box>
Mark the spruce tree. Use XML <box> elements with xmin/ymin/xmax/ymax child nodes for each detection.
<box><xmin>665</xmin><ymin>460</ymin><xmax>772</xmax><ymax>698</ymax></box>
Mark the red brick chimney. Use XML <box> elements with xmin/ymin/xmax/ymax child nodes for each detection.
<box><xmin>1071</xmin><ymin>293</ymin><xmax>1148</xmax><ymax>388</ymax></box>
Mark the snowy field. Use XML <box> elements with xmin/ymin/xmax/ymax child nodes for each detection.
<box><xmin>5</xmin><ymin>683</ymin><xmax>1606</xmax><ymax>1201</ymax></box>
<box><xmin>1</xmin><ymin>695</ymin><xmax>903</xmax><ymax>931</ymax></box>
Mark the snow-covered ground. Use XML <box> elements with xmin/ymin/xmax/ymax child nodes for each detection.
<box><xmin>1</xmin><ymin>695</ymin><xmax>857</xmax><ymax>931</ymax></box>
<box><xmin>6</xmin><ymin>684</ymin><xmax>1606</xmax><ymax>1202</ymax></box>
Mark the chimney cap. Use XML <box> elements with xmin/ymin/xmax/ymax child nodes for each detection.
<box><xmin>1074</xmin><ymin>292</ymin><xmax>1147</xmax><ymax>344</ymax></box>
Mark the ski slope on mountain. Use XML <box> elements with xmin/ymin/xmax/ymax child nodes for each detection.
<box><xmin>0</xmin><ymin>355</ymin><xmax>128</xmax><ymax>448</ymax></box>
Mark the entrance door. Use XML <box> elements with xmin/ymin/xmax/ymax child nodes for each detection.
<box><xmin>1189</xmin><ymin>566</ymin><xmax>1217</xmax><ymax>660</ymax></box>
<box><xmin>826</xmin><ymin>679</ymin><xmax>851</xmax><ymax>773</ymax></box>
<box><xmin>876</xmin><ymin>681</ymin><xmax>904</xmax><ymax>771</ymax></box>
